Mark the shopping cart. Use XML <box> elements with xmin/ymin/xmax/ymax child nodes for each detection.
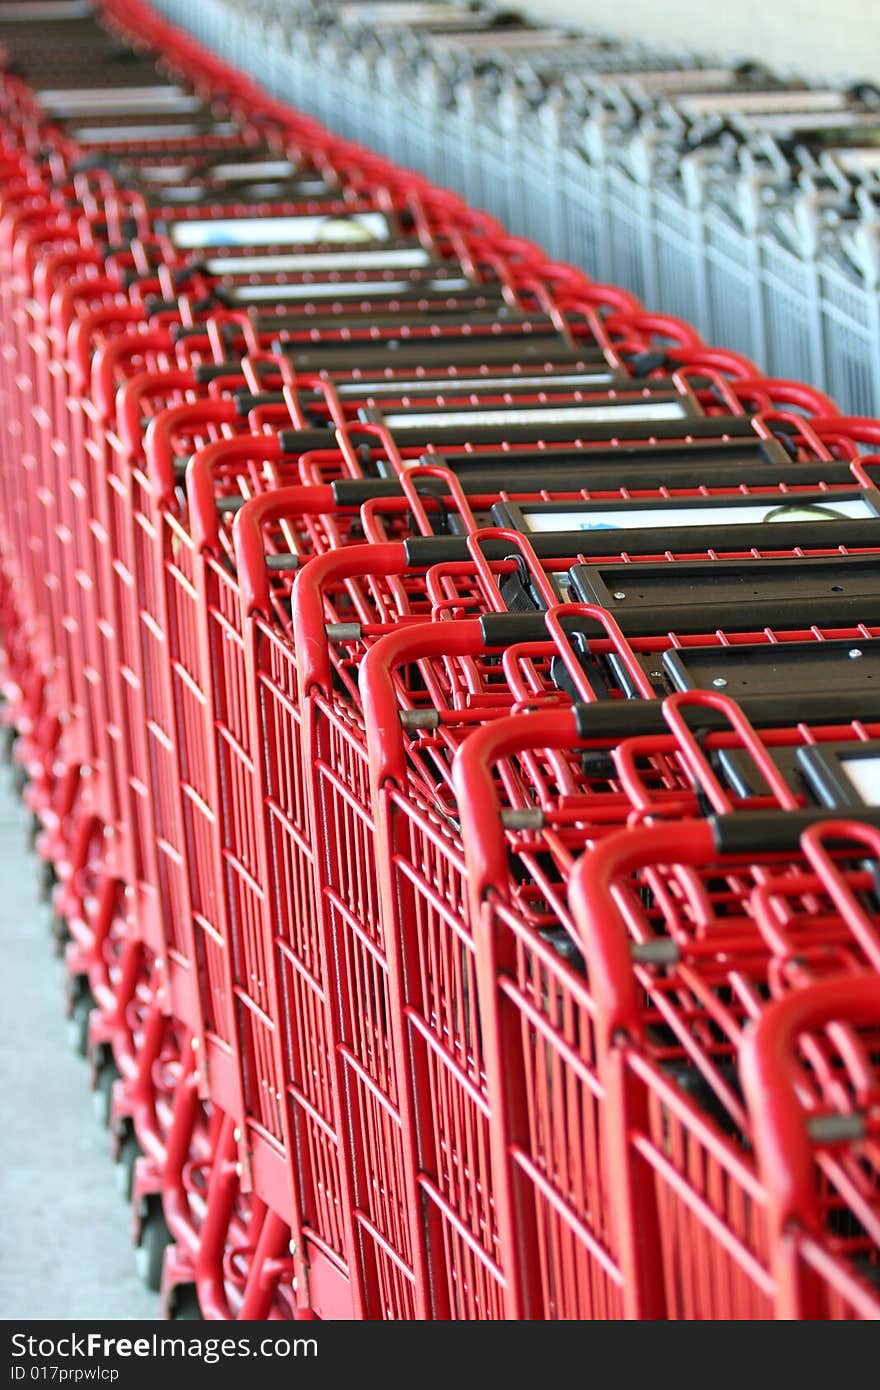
<box><xmin>563</xmin><ymin>814</ymin><xmax>880</xmax><ymax>1319</ymax></box>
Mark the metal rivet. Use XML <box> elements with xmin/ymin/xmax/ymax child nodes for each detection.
<box><xmin>712</xmin><ymin>677</ymin><xmax>727</xmax><ymax>688</ymax></box>
<box><xmin>849</xmin><ymin>648</ymin><xmax>863</xmax><ymax>659</ymax></box>
<box><xmin>613</xmin><ymin>591</ymin><xmax>626</xmax><ymax>600</ymax></box>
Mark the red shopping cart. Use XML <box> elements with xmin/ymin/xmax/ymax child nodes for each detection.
<box><xmin>563</xmin><ymin>816</ymin><xmax>880</xmax><ymax>1319</ymax></box>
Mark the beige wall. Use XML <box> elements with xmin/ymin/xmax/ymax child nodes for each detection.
<box><xmin>525</xmin><ymin>0</ymin><xmax>880</xmax><ymax>82</ymax></box>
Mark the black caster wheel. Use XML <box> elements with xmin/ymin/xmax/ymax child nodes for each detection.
<box><xmin>169</xmin><ymin>1286</ymin><xmax>202</xmax><ymax>1320</ymax></box>
<box><xmin>93</xmin><ymin>1058</ymin><xmax>120</xmax><ymax>1128</ymax></box>
<box><xmin>115</xmin><ymin>1132</ymin><xmax>141</xmax><ymax>1202</ymax></box>
<box><xmin>36</xmin><ymin>856</ymin><xmax>56</xmax><ymax>905</ymax></box>
<box><xmin>11</xmin><ymin>757</ymin><xmax>27</xmax><ymax>799</ymax></box>
<box><xmin>67</xmin><ymin>993</ymin><xmax>93</xmax><ymax>1059</ymax></box>
<box><xmin>50</xmin><ymin>912</ymin><xmax>70</xmax><ymax>958</ymax></box>
<box><xmin>1</xmin><ymin>725</ymin><xmax>15</xmax><ymax>766</ymax></box>
<box><xmin>135</xmin><ymin>1207</ymin><xmax>171</xmax><ymax>1293</ymax></box>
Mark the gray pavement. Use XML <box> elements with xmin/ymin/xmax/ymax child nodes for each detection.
<box><xmin>0</xmin><ymin>769</ymin><xmax>159</xmax><ymax>1319</ymax></box>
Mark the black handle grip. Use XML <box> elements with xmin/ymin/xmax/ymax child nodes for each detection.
<box><xmin>572</xmin><ymin>701</ymin><xmax>668</xmax><ymax>740</ymax></box>
<box><xmin>279</xmin><ymin>427</ymin><xmax>323</xmax><ymax>452</ymax></box>
<box><xmin>121</xmin><ymin>270</ymin><xmax>152</xmax><ymax>291</ymax></box>
<box><xmin>193</xmin><ymin>362</ymin><xmax>241</xmax><ymax>385</ymax></box>
<box><xmin>710</xmin><ymin>808</ymin><xmax>880</xmax><ymax>856</ymax></box>
<box><xmin>404</xmin><ymin>535</ymin><xmax>508</xmax><ymax>566</ymax></box>
<box><xmin>233</xmin><ymin>391</ymin><xmax>285</xmax><ymax>416</ymax></box>
<box><xmin>332</xmin><ymin>479</ymin><xmax>403</xmax><ymax>505</ymax></box>
<box><xmin>143</xmin><ymin>297</ymin><xmax>178</xmax><ymax>318</ymax></box>
<box><xmin>170</xmin><ymin>323</ymin><xmax>207</xmax><ymax>343</ymax></box>
<box><xmin>278</xmin><ymin>427</ymin><xmax>340</xmax><ymax>453</ymax></box>
<box><xmin>332</xmin><ymin>475</ymin><xmax>455</xmax><ymax>507</ymax></box>
<box><xmin>479</xmin><ymin>613</ymin><xmax>550</xmax><ymax>646</ymax></box>
<box><xmin>574</xmin><ymin>688</ymin><xmax>880</xmax><ymax>741</ymax></box>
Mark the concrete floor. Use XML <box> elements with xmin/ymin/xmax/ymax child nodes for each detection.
<box><xmin>0</xmin><ymin>769</ymin><xmax>159</xmax><ymax>1319</ymax></box>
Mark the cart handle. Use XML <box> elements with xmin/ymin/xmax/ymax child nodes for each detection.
<box><xmin>566</xmin><ymin>809</ymin><xmax>870</xmax><ymax>1046</ymax></box>
<box><xmin>91</xmin><ymin>327</ymin><xmax>178</xmax><ymax>422</ymax></box>
<box><xmin>670</xmin><ymin>362</ymin><xmax>747</xmax><ymax>415</ymax></box>
<box><xmin>67</xmin><ymin>304</ymin><xmax>151</xmax><ymax>398</ymax></box>
<box><xmin>739</xmin><ymin>972</ymin><xmax>880</xmax><ymax>1238</ymax></box>
<box><xmin>812</xmin><ymin>414</ymin><xmax>880</xmax><ymax>448</ymax></box>
<box><xmin>730</xmin><ymin>376</ymin><xmax>841</xmax><ymax>418</ymax></box>
<box><xmin>660</xmin><ymin>345</ymin><xmax>757</xmax><ymax>377</ymax></box>
<box><xmin>187</xmin><ymin>431</ymin><xmax>284</xmax><ymax>554</ymax></box>
<box><xmin>454</xmin><ymin>705</ymin><xmax>581</xmax><ymax>906</ymax></box>
<box><xmin>233</xmin><ymin>484</ymin><xmax>337</xmax><ymax>616</ymax></box>
<box><xmin>11</xmin><ymin>207</ymin><xmax>75</xmax><ymax>281</ymax></box>
<box><xmin>0</xmin><ymin>195</ymin><xmax>59</xmax><ymax>265</ymax></box>
<box><xmin>604</xmin><ymin>308</ymin><xmax>704</xmax><ymax>351</ymax></box>
<box><xmin>290</xmin><ymin>541</ymin><xmax>408</xmax><ymax>696</ymax></box>
<box><xmin>543</xmin><ymin>602</ymin><xmax>656</xmax><ymax>702</ymax></box>
<box><xmin>390</xmin><ymin>462</ymin><xmax>480</xmax><ymax>537</ymax></box>
<box><xmin>332</xmin><ymin>416</ymin><xmax>422</xmax><ymax>480</ymax></box>
<box><xmin>800</xmin><ymin>819</ymin><xmax>880</xmax><ymax>973</ymax></box>
<box><xmin>361</xmin><ymin>618</ymin><xmax>488</xmax><ymax>790</ymax></box>
<box><xmin>116</xmin><ymin>367</ymin><xmax>195</xmax><ymax>461</ymax></box>
<box><xmin>567</xmin><ymin>820</ymin><xmax>717</xmax><ymax>1049</ymax></box>
<box><xmin>144</xmin><ymin>397</ymin><xmax>239</xmax><ymax>509</ymax></box>
<box><xmin>453</xmin><ymin>692</ymin><xmax>721</xmax><ymax>906</ymax></box>
<box><xmin>51</xmin><ymin>270</ymin><xmax>122</xmax><ymax>337</ymax></box>
<box><xmin>32</xmin><ymin>244</ymin><xmax>101</xmax><ymax>313</ymax></box>
<box><xmin>464</xmin><ymin>527</ymin><xmax>558</xmax><ymax>612</ymax></box>
<box><xmin>620</xmin><ymin>689</ymin><xmax>801</xmax><ymax>817</ymax></box>
<box><xmin>751</xmin><ymin>409</ymin><xmax>836</xmax><ymax>462</ymax></box>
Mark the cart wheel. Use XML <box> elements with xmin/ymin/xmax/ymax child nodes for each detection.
<box><xmin>68</xmin><ymin>995</ymin><xmax>92</xmax><ymax>1058</ymax></box>
<box><xmin>135</xmin><ymin>1207</ymin><xmax>171</xmax><ymax>1293</ymax></box>
<box><xmin>93</xmin><ymin>1058</ymin><xmax>120</xmax><ymax>1127</ymax></box>
<box><xmin>115</xmin><ymin>1132</ymin><xmax>141</xmax><ymax>1202</ymax></box>
<box><xmin>50</xmin><ymin>912</ymin><xmax>70</xmax><ymax>958</ymax></box>
<box><xmin>36</xmin><ymin>856</ymin><xmax>56</xmax><ymax>904</ymax></box>
<box><xmin>1</xmin><ymin>726</ymin><xmax>15</xmax><ymax>765</ymax></box>
<box><xmin>169</xmin><ymin>1286</ymin><xmax>202</xmax><ymax>1320</ymax></box>
<box><xmin>11</xmin><ymin>757</ymin><xmax>27</xmax><ymax>799</ymax></box>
